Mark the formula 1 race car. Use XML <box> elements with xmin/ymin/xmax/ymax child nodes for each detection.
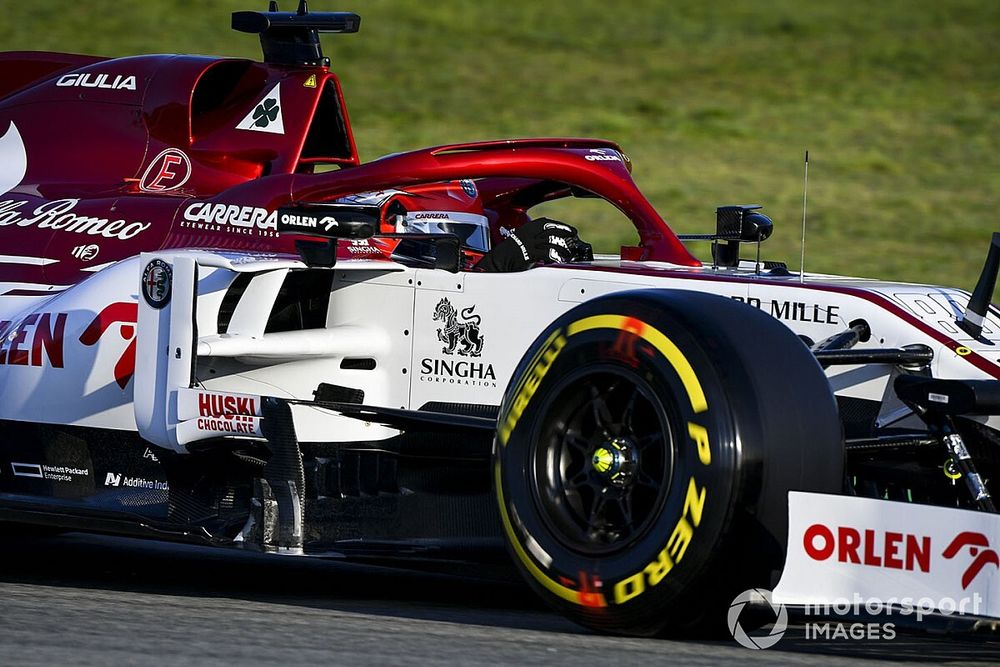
<box><xmin>1</xmin><ymin>4</ymin><xmax>998</xmax><ymax>637</ymax></box>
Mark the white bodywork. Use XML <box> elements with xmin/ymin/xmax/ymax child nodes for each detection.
<box><xmin>1</xmin><ymin>250</ymin><xmax>998</xmax><ymax>452</ymax></box>
<box><xmin>3</xmin><ymin>247</ymin><xmax>1000</xmax><ymax>620</ymax></box>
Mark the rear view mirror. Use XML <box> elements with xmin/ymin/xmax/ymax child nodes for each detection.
<box><xmin>277</xmin><ymin>204</ymin><xmax>380</xmax><ymax>239</ymax></box>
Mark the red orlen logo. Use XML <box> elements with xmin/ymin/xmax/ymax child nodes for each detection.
<box><xmin>139</xmin><ymin>148</ymin><xmax>192</xmax><ymax>193</ymax></box>
<box><xmin>79</xmin><ymin>302</ymin><xmax>137</xmax><ymax>389</ymax></box>
<box><xmin>942</xmin><ymin>532</ymin><xmax>1000</xmax><ymax>590</ymax></box>
<box><xmin>802</xmin><ymin>524</ymin><xmax>931</xmax><ymax>572</ymax></box>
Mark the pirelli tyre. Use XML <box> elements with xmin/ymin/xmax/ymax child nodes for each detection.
<box><xmin>493</xmin><ymin>289</ymin><xmax>843</xmax><ymax>636</ymax></box>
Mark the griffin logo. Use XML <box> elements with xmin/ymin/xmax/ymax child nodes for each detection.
<box><xmin>79</xmin><ymin>302</ymin><xmax>138</xmax><ymax>389</ymax></box>
<box><xmin>942</xmin><ymin>531</ymin><xmax>1000</xmax><ymax>589</ymax></box>
<box><xmin>433</xmin><ymin>298</ymin><xmax>484</xmax><ymax>357</ymax></box>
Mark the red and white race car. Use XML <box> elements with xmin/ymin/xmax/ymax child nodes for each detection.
<box><xmin>0</xmin><ymin>4</ymin><xmax>998</xmax><ymax>637</ymax></box>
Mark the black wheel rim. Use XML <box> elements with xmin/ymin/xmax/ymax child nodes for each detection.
<box><xmin>529</xmin><ymin>366</ymin><xmax>674</xmax><ymax>557</ymax></box>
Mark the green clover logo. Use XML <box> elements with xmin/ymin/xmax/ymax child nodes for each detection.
<box><xmin>253</xmin><ymin>99</ymin><xmax>279</xmax><ymax>128</ymax></box>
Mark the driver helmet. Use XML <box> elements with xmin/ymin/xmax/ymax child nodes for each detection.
<box><xmin>380</xmin><ymin>180</ymin><xmax>491</xmax><ymax>254</ymax></box>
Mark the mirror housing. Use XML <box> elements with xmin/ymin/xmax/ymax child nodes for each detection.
<box><xmin>741</xmin><ymin>212</ymin><xmax>773</xmax><ymax>243</ymax></box>
<box><xmin>276</xmin><ymin>204</ymin><xmax>379</xmax><ymax>240</ymax></box>
<box><xmin>712</xmin><ymin>205</ymin><xmax>773</xmax><ymax>268</ymax></box>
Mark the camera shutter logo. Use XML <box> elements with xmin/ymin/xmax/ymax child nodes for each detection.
<box><xmin>728</xmin><ymin>588</ymin><xmax>788</xmax><ymax>650</ymax></box>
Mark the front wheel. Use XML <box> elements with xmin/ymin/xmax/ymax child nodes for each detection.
<box><xmin>494</xmin><ymin>290</ymin><xmax>842</xmax><ymax>635</ymax></box>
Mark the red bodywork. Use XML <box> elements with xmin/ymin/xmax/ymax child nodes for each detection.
<box><xmin>0</xmin><ymin>52</ymin><xmax>698</xmax><ymax>291</ymax></box>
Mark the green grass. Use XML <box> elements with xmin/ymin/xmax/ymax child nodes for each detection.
<box><xmin>2</xmin><ymin>1</ymin><xmax>997</xmax><ymax>287</ymax></box>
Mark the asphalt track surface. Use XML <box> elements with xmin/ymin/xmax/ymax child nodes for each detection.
<box><xmin>1</xmin><ymin>532</ymin><xmax>998</xmax><ymax>666</ymax></box>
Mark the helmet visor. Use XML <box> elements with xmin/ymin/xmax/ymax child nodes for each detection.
<box><xmin>397</xmin><ymin>211</ymin><xmax>491</xmax><ymax>253</ymax></box>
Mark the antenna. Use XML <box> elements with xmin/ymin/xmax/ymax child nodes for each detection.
<box><xmin>755</xmin><ymin>234</ymin><xmax>762</xmax><ymax>275</ymax></box>
<box><xmin>799</xmin><ymin>150</ymin><xmax>809</xmax><ymax>283</ymax></box>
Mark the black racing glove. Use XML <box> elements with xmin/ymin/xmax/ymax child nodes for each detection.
<box><xmin>476</xmin><ymin>218</ymin><xmax>593</xmax><ymax>272</ymax></box>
